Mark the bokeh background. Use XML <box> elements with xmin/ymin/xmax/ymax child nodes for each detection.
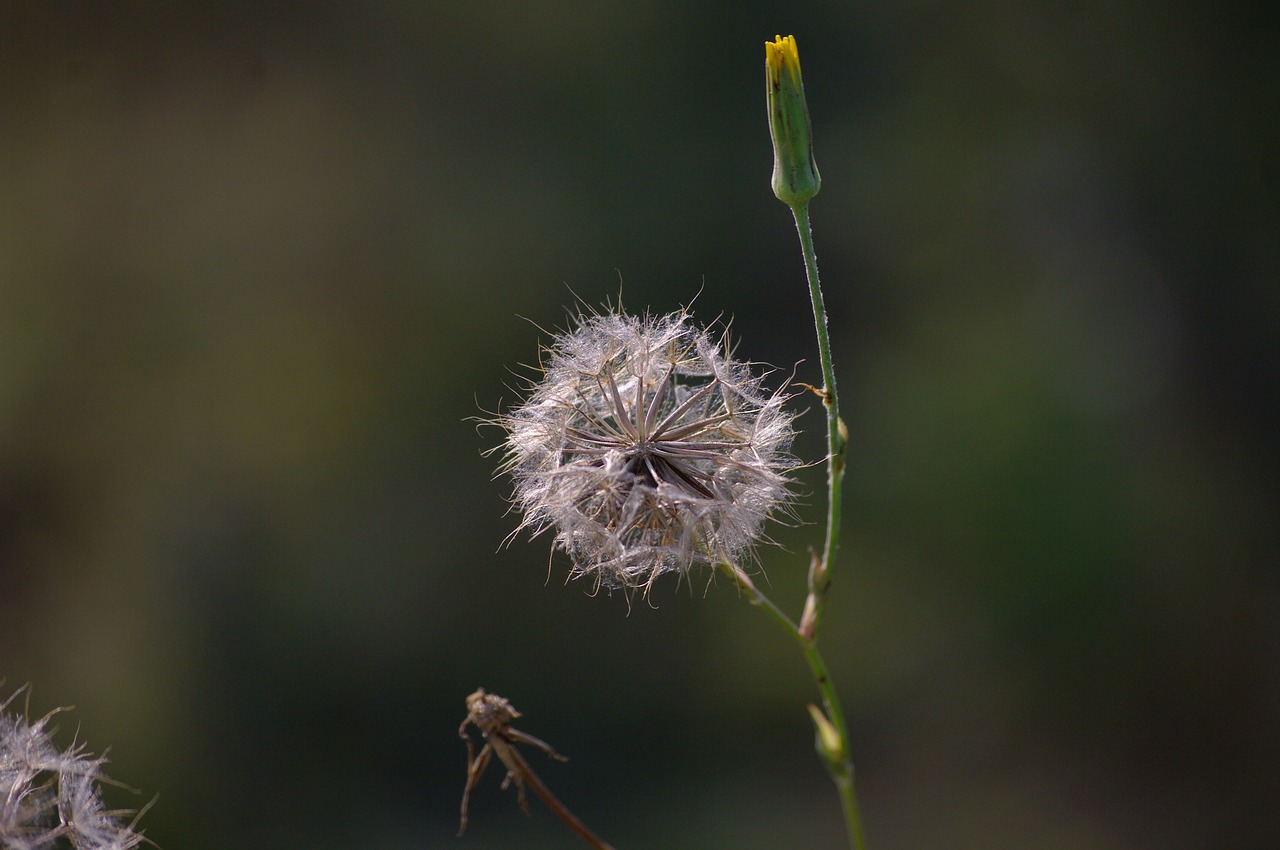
<box><xmin>2</xmin><ymin>3</ymin><xmax>1276</xmax><ymax>849</ymax></box>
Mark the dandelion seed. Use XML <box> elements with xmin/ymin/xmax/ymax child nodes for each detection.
<box><xmin>495</xmin><ymin>307</ymin><xmax>797</xmax><ymax>594</ymax></box>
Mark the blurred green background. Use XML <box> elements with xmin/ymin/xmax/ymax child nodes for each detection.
<box><xmin>2</xmin><ymin>2</ymin><xmax>1276</xmax><ymax>849</ymax></box>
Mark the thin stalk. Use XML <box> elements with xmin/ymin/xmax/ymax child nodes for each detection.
<box><xmin>793</xmin><ymin>200</ymin><xmax>864</xmax><ymax>850</ymax></box>
<box><xmin>800</xmin><ymin>631</ymin><xmax>866</xmax><ymax>850</ymax></box>
<box><xmin>722</xmin><ymin>562</ymin><xmax>866</xmax><ymax>850</ymax></box>
<box><xmin>793</xmin><ymin>201</ymin><xmax>845</xmax><ymax>629</ymax></box>
<box><xmin>507</xmin><ymin>746</ymin><xmax>617</xmax><ymax>850</ymax></box>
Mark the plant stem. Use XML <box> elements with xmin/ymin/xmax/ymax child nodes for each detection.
<box><xmin>791</xmin><ymin>200</ymin><xmax>864</xmax><ymax>850</ymax></box>
<box><xmin>507</xmin><ymin>745</ymin><xmax>617</xmax><ymax>850</ymax></box>
<box><xmin>799</xmin><ymin>631</ymin><xmax>866</xmax><ymax>850</ymax></box>
<box><xmin>723</xmin><ymin>562</ymin><xmax>866</xmax><ymax>850</ymax></box>
<box><xmin>792</xmin><ymin>202</ymin><xmax>845</xmax><ymax>624</ymax></box>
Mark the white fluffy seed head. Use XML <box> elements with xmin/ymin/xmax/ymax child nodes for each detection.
<box><xmin>496</xmin><ymin>307</ymin><xmax>798</xmax><ymax>594</ymax></box>
<box><xmin>0</xmin><ymin>690</ymin><xmax>149</xmax><ymax>850</ymax></box>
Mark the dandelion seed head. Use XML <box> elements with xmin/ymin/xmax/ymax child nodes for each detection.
<box><xmin>496</xmin><ymin>307</ymin><xmax>797</xmax><ymax>594</ymax></box>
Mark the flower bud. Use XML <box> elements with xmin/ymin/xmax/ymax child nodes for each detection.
<box><xmin>807</xmin><ymin>703</ymin><xmax>846</xmax><ymax>770</ymax></box>
<box><xmin>766</xmin><ymin>34</ymin><xmax>821</xmax><ymax>206</ymax></box>
<box><xmin>799</xmin><ymin>591</ymin><xmax>819</xmax><ymax>641</ymax></box>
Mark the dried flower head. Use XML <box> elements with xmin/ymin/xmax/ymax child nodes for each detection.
<box><xmin>496</xmin><ymin>307</ymin><xmax>797</xmax><ymax>594</ymax></box>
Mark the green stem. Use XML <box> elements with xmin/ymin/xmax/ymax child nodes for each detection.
<box><xmin>720</xmin><ymin>562</ymin><xmax>866</xmax><ymax>850</ymax></box>
<box><xmin>792</xmin><ymin>201</ymin><xmax>863</xmax><ymax>850</ymax></box>
<box><xmin>800</xmin><ymin>634</ymin><xmax>866</xmax><ymax>850</ymax></box>
<box><xmin>791</xmin><ymin>202</ymin><xmax>846</xmax><ymax>637</ymax></box>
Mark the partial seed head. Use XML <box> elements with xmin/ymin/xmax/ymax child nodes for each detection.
<box><xmin>495</xmin><ymin>307</ymin><xmax>797</xmax><ymax>595</ymax></box>
<box><xmin>1</xmin><ymin>688</ymin><xmax>150</xmax><ymax>850</ymax></box>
